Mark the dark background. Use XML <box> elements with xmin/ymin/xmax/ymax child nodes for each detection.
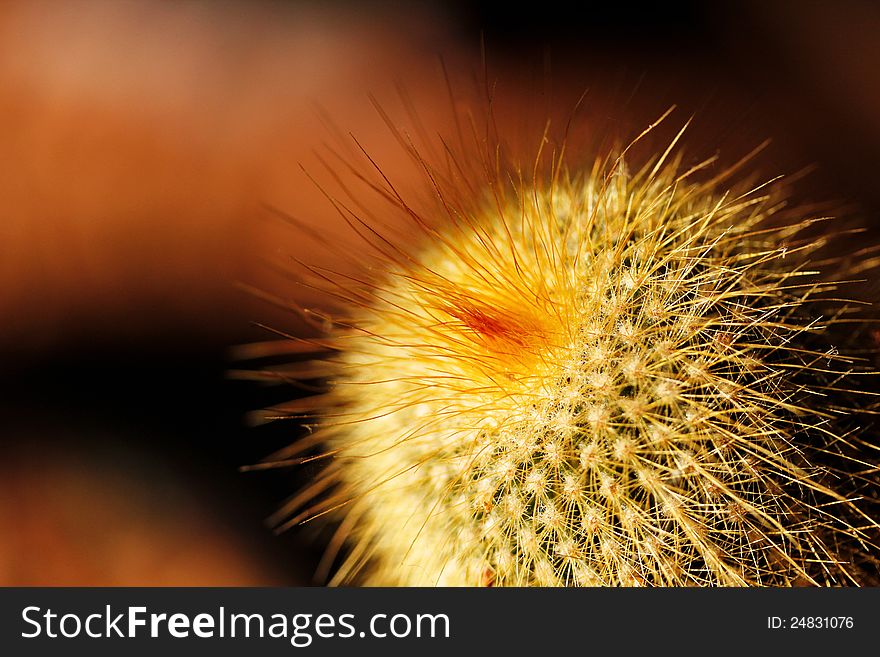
<box><xmin>2</xmin><ymin>0</ymin><xmax>879</xmax><ymax>585</ymax></box>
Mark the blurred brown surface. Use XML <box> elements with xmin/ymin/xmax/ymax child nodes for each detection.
<box><xmin>0</xmin><ymin>0</ymin><xmax>459</xmax><ymax>587</ymax></box>
<box><xmin>1</xmin><ymin>445</ymin><xmax>284</xmax><ymax>586</ymax></box>
<box><xmin>0</xmin><ymin>0</ymin><xmax>457</xmax><ymax>356</ymax></box>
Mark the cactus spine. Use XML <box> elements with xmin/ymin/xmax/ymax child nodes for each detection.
<box><xmin>261</xmin><ymin>112</ymin><xmax>880</xmax><ymax>586</ymax></box>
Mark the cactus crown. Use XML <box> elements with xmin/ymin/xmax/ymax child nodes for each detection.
<box><xmin>259</xmin><ymin>115</ymin><xmax>879</xmax><ymax>586</ymax></box>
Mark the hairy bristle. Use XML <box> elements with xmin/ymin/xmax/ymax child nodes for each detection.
<box><xmin>252</xmin><ymin>103</ymin><xmax>880</xmax><ymax>587</ymax></box>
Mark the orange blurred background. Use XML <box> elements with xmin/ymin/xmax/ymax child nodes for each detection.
<box><xmin>2</xmin><ymin>0</ymin><xmax>879</xmax><ymax>585</ymax></box>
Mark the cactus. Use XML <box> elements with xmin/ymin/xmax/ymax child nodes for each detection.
<box><xmin>260</xmin><ymin>110</ymin><xmax>880</xmax><ymax>586</ymax></box>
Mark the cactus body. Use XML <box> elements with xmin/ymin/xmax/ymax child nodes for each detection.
<box><xmin>267</xmin><ymin>120</ymin><xmax>879</xmax><ymax>586</ymax></box>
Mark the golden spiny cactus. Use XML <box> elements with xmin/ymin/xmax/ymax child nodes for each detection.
<box><xmin>255</xmin><ymin>109</ymin><xmax>880</xmax><ymax>586</ymax></box>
